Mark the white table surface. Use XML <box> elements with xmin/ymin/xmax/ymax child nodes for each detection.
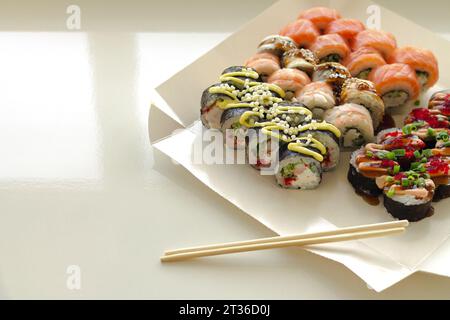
<box><xmin>1</xmin><ymin>0</ymin><xmax>450</xmax><ymax>299</ymax></box>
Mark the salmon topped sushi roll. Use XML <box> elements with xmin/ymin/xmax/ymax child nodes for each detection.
<box><xmin>325</xmin><ymin>18</ymin><xmax>365</xmax><ymax>44</ymax></box>
<box><xmin>310</xmin><ymin>34</ymin><xmax>350</xmax><ymax>64</ymax></box>
<box><xmin>267</xmin><ymin>68</ymin><xmax>311</xmax><ymax>100</ymax></box>
<box><xmin>352</xmin><ymin>29</ymin><xmax>397</xmax><ymax>58</ymax></box>
<box><xmin>245</xmin><ymin>52</ymin><xmax>280</xmax><ymax>81</ymax></box>
<box><xmin>344</xmin><ymin>47</ymin><xmax>386</xmax><ymax>79</ymax></box>
<box><xmin>369</xmin><ymin>63</ymin><xmax>420</xmax><ymax>109</ymax></box>
<box><xmin>298</xmin><ymin>7</ymin><xmax>341</xmax><ymax>33</ymax></box>
<box><xmin>387</xmin><ymin>46</ymin><xmax>439</xmax><ymax>89</ymax></box>
<box><xmin>279</xmin><ymin>19</ymin><xmax>320</xmax><ymax>48</ymax></box>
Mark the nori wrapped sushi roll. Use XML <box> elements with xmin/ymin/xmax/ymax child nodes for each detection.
<box><xmin>376</xmin><ymin>173</ymin><xmax>435</xmax><ymax>222</ymax></box>
<box><xmin>348</xmin><ymin>148</ymin><xmax>379</xmax><ymax>197</ymax></box>
<box><xmin>200</xmin><ymin>82</ymin><xmax>238</xmax><ymax>129</ymax></box>
<box><xmin>220</xmin><ymin>107</ymin><xmax>255</xmax><ymax>150</ymax></box>
<box><xmin>275</xmin><ymin>144</ymin><xmax>323</xmax><ymax>189</ymax></box>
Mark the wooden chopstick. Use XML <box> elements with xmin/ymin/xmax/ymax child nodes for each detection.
<box><xmin>160</xmin><ymin>225</ymin><xmax>406</xmax><ymax>263</ymax></box>
<box><xmin>164</xmin><ymin>220</ymin><xmax>408</xmax><ymax>256</ymax></box>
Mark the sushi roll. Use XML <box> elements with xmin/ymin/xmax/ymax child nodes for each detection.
<box><xmin>348</xmin><ymin>147</ymin><xmax>398</xmax><ymax>197</ymax></box>
<box><xmin>352</xmin><ymin>29</ymin><xmax>397</xmax><ymax>58</ymax></box>
<box><xmin>267</xmin><ymin>68</ymin><xmax>311</xmax><ymax>100</ymax></box>
<box><xmin>312</xmin><ymin>62</ymin><xmax>351</xmax><ymax>98</ymax></box>
<box><xmin>429</xmin><ymin>90</ymin><xmax>450</xmax><ymax>116</ymax></box>
<box><xmin>200</xmin><ymin>82</ymin><xmax>239</xmax><ymax>129</ymax></box>
<box><xmin>369</xmin><ymin>63</ymin><xmax>420</xmax><ymax>109</ymax></box>
<box><xmin>282</xmin><ymin>48</ymin><xmax>318</xmax><ymax>76</ymax></box>
<box><xmin>295</xmin><ymin>82</ymin><xmax>335</xmax><ymax>119</ymax></box>
<box><xmin>247</xmin><ymin>128</ymin><xmax>278</xmax><ymax>170</ymax></box>
<box><xmin>387</xmin><ymin>46</ymin><xmax>439</xmax><ymax>89</ymax></box>
<box><xmin>340</xmin><ymin>78</ymin><xmax>385</xmax><ymax>129</ymax></box>
<box><xmin>220</xmin><ymin>107</ymin><xmax>254</xmax><ymax>149</ymax></box>
<box><xmin>220</xmin><ymin>66</ymin><xmax>262</xmax><ymax>89</ymax></box>
<box><xmin>298</xmin><ymin>7</ymin><xmax>341</xmax><ymax>33</ymax></box>
<box><xmin>279</xmin><ymin>19</ymin><xmax>320</xmax><ymax>48</ymax></box>
<box><xmin>310</xmin><ymin>34</ymin><xmax>350</xmax><ymax>63</ymax></box>
<box><xmin>376</xmin><ymin>173</ymin><xmax>435</xmax><ymax>222</ymax></box>
<box><xmin>257</xmin><ymin>35</ymin><xmax>298</xmax><ymax>58</ymax></box>
<box><xmin>404</xmin><ymin>108</ymin><xmax>449</xmax><ymax>129</ymax></box>
<box><xmin>275</xmin><ymin>139</ymin><xmax>324</xmax><ymax>189</ymax></box>
<box><xmin>425</xmin><ymin>155</ymin><xmax>450</xmax><ymax>201</ymax></box>
<box><xmin>297</xmin><ymin>121</ymin><xmax>341</xmax><ymax>171</ymax></box>
<box><xmin>343</xmin><ymin>47</ymin><xmax>386</xmax><ymax>80</ymax></box>
<box><xmin>324</xmin><ymin>103</ymin><xmax>374</xmax><ymax>149</ymax></box>
<box><xmin>324</xmin><ymin>18</ymin><xmax>365</xmax><ymax>45</ymax></box>
<box><xmin>245</xmin><ymin>52</ymin><xmax>281</xmax><ymax>81</ymax></box>
<box><xmin>376</xmin><ymin>127</ymin><xmax>403</xmax><ymax>144</ymax></box>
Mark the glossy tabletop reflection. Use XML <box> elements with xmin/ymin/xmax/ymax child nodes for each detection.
<box><xmin>0</xmin><ymin>0</ymin><xmax>450</xmax><ymax>299</ymax></box>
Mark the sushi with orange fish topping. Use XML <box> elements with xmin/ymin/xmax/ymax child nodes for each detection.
<box><xmin>298</xmin><ymin>7</ymin><xmax>341</xmax><ymax>33</ymax></box>
<box><xmin>387</xmin><ymin>46</ymin><xmax>439</xmax><ymax>89</ymax></box>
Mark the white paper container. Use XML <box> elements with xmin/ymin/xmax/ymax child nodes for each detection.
<box><xmin>150</xmin><ymin>0</ymin><xmax>450</xmax><ymax>291</ymax></box>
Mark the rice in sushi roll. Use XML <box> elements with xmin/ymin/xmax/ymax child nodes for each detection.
<box><xmin>220</xmin><ymin>107</ymin><xmax>254</xmax><ymax>149</ymax></box>
<box><xmin>309</xmin><ymin>33</ymin><xmax>350</xmax><ymax>64</ymax></box>
<box><xmin>324</xmin><ymin>103</ymin><xmax>374</xmax><ymax>149</ymax></box>
<box><xmin>295</xmin><ymin>82</ymin><xmax>335</xmax><ymax>120</ymax></box>
<box><xmin>275</xmin><ymin>139</ymin><xmax>323</xmax><ymax>189</ymax></box>
<box><xmin>268</xmin><ymin>68</ymin><xmax>311</xmax><ymax>100</ymax></box>
<box><xmin>376</xmin><ymin>173</ymin><xmax>435</xmax><ymax>222</ymax></box>
<box><xmin>387</xmin><ymin>46</ymin><xmax>439</xmax><ymax>89</ymax></box>
<box><xmin>340</xmin><ymin>78</ymin><xmax>385</xmax><ymax>129</ymax></box>
<box><xmin>343</xmin><ymin>47</ymin><xmax>386</xmax><ymax>80</ymax></box>
<box><xmin>200</xmin><ymin>82</ymin><xmax>239</xmax><ymax>129</ymax></box>
<box><xmin>257</xmin><ymin>35</ymin><xmax>298</xmax><ymax>58</ymax></box>
<box><xmin>282</xmin><ymin>48</ymin><xmax>318</xmax><ymax>76</ymax></box>
<box><xmin>368</xmin><ymin>63</ymin><xmax>420</xmax><ymax>109</ymax></box>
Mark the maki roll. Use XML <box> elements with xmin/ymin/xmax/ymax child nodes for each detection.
<box><xmin>310</xmin><ymin>34</ymin><xmax>350</xmax><ymax>63</ymax></box>
<box><xmin>404</xmin><ymin>108</ymin><xmax>449</xmax><ymax>129</ymax></box>
<box><xmin>348</xmin><ymin>147</ymin><xmax>398</xmax><ymax>197</ymax></box>
<box><xmin>257</xmin><ymin>35</ymin><xmax>298</xmax><ymax>58</ymax></box>
<box><xmin>245</xmin><ymin>52</ymin><xmax>280</xmax><ymax>81</ymax></box>
<box><xmin>312</xmin><ymin>62</ymin><xmax>351</xmax><ymax>98</ymax></box>
<box><xmin>279</xmin><ymin>19</ymin><xmax>320</xmax><ymax>49</ymax></box>
<box><xmin>295</xmin><ymin>82</ymin><xmax>335</xmax><ymax>119</ymax></box>
<box><xmin>267</xmin><ymin>68</ymin><xmax>311</xmax><ymax>100</ymax></box>
<box><xmin>352</xmin><ymin>29</ymin><xmax>397</xmax><ymax>59</ymax></box>
<box><xmin>387</xmin><ymin>46</ymin><xmax>439</xmax><ymax>89</ymax></box>
<box><xmin>429</xmin><ymin>90</ymin><xmax>450</xmax><ymax>116</ymax></box>
<box><xmin>247</xmin><ymin>128</ymin><xmax>277</xmax><ymax>170</ymax></box>
<box><xmin>376</xmin><ymin>173</ymin><xmax>435</xmax><ymax>222</ymax></box>
<box><xmin>376</xmin><ymin>127</ymin><xmax>403</xmax><ymax>144</ymax></box>
<box><xmin>298</xmin><ymin>7</ymin><xmax>341</xmax><ymax>33</ymax></box>
<box><xmin>425</xmin><ymin>155</ymin><xmax>450</xmax><ymax>201</ymax></box>
<box><xmin>343</xmin><ymin>47</ymin><xmax>386</xmax><ymax>80</ymax></box>
<box><xmin>297</xmin><ymin>120</ymin><xmax>341</xmax><ymax>171</ymax></box>
<box><xmin>200</xmin><ymin>82</ymin><xmax>239</xmax><ymax>129</ymax></box>
<box><xmin>324</xmin><ymin>19</ymin><xmax>365</xmax><ymax>45</ymax></box>
<box><xmin>340</xmin><ymin>78</ymin><xmax>385</xmax><ymax>129</ymax></box>
<box><xmin>369</xmin><ymin>63</ymin><xmax>420</xmax><ymax>109</ymax></box>
<box><xmin>324</xmin><ymin>103</ymin><xmax>374</xmax><ymax>149</ymax></box>
<box><xmin>282</xmin><ymin>48</ymin><xmax>318</xmax><ymax>76</ymax></box>
<box><xmin>275</xmin><ymin>138</ymin><xmax>324</xmax><ymax>189</ymax></box>
<box><xmin>220</xmin><ymin>66</ymin><xmax>262</xmax><ymax>89</ymax></box>
<box><xmin>220</xmin><ymin>107</ymin><xmax>253</xmax><ymax>149</ymax></box>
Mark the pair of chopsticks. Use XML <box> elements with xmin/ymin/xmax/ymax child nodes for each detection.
<box><xmin>161</xmin><ymin>220</ymin><xmax>408</xmax><ymax>262</ymax></box>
